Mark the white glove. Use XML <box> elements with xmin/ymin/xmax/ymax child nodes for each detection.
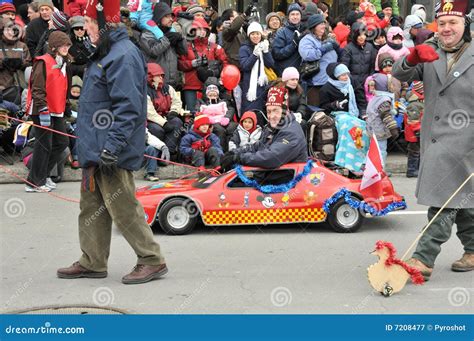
<box><xmin>294</xmin><ymin>112</ymin><xmax>302</xmax><ymax>123</ymax></box>
<box><xmin>260</xmin><ymin>40</ymin><xmax>269</xmax><ymax>53</ymax></box>
<box><xmin>253</xmin><ymin>44</ymin><xmax>263</xmax><ymax>56</ymax></box>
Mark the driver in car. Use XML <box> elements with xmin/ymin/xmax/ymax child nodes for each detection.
<box><xmin>221</xmin><ymin>86</ymin><xmax>308</xmax><ymax>171</ymax></box>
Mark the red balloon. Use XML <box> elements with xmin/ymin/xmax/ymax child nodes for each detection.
<box><xmin>221</xmin><ymin>65</ymin><xmax>241</xmax><ymax>91</ymax></box>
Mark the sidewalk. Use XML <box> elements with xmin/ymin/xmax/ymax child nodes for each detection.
<box><xmin>0</xmin><ymin>153</ymin><xmax>408</xmax><ymax>184</ymax></box>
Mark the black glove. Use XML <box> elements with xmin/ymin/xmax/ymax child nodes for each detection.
<box><xmin>165</xmin><ymin>31</ymin><xmax>184</xmax><ymax>45</ymax></box>
<box><xmin>390</xmin><ymin>15</ymin><xmax>401</xmax><ymax>27</ymax></box>
<box><xmin>162</xmin><ymin>121</ymin><xmax>174</xmax><ymax>133</ymax></box>
<box><xmin>99</xmin><ymin>149</ymin><xmax>118</xmax><ymax>176</ymax></box>
<box><xmin>167</xmin><ymin>111</ymin><xmax>179</xmax><ymax>120</ymax></box>
<box><xmin>221</xmin><ymin>152</ymin><xmax>239</xmax><ymax>172</ymax></box>
<box><xmin>376</xmin><ymin>11</ymin><xmax>385</xmax><ymax>20</ymax></box>
<box><xmin>177</xmin><ymin>11</ymin><xmax>194</xmax><ymax>20</ymax></box>
<box><xmin>293</xmin><ymin>31</ymin><xmax>302</xmax><ymax>46</ymax></box>
<box><xmin>244</xmin><ymin>3</ymin><xmax>253</xmax><ymax>17</ymax></box>
<box><xmin>2</xmin><ymin>58</ymin><xmax>23</xmax><ymax>71</ymax></box>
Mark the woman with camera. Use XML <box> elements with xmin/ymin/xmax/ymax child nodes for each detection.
<box><xmin>178</xmin><ymin>17</ymin><xmax>228</xmax><ymax>112</ymax></box>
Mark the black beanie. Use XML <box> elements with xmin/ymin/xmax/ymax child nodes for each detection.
<box><xmin>152</xmin><ymin>2</ymin><xmax>173</xmax><ymax>25</ymax></box>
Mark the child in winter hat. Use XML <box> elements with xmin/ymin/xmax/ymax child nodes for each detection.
<box><xmin>228</xmin><ymin>111</ymin><xmax>262</xmax><ymax>151</ymax></box>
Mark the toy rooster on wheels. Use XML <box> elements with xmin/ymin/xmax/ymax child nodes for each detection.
<box><xmin>368</xmin><ymin>241</ymin><xmax>425</xmax><ymax>297</ymax></box>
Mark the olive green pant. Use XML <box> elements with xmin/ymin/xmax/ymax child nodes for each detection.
<box><xmin>413</xmin><ymin>207</ymin><xmax>474</xmax><ymax>268</ymax></box>
<box><xmin>78</xmin><ymin>168</ymin><xmax>165</xmax><ymax>272</ymax></box>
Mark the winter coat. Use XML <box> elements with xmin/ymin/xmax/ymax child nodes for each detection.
<box><xmin>319</xmin><ymin>82</ymin><xmax>349</xmax><ymax>114</ymax></box>
<box><xmin>237</xmin><ymin>114</ymin><xmax>308</xmax><ymax>169</ymax></box>
<box><xmin>140</xmin><ymin>30</ymin><xmax>187</xmax><ymax>90</ymax></box>
<box><xmin>67</xmin><ymin>0</ymin><xmax>87</xmax><ymax>16</ymax></box>
<box><xmin>239</xmin><ymin>41</ymin><xmax>275</xmax><ymax>112</ymax></box>
<box><xmin>298</xmin><ymin>33</ymin><xmax>338</xmax><ymax>86</ymax></box>
<box><xmin>375</xmin><ymin>27</ymin><xmax>410</xmax><ymax>70</ymax></box>
<box><xmin>178</xmin><ymin>37</ymin><xmax>228</xmax><ymax>91</ymax></box>
<box><xmin>392</xmin><ymin>42</ymin><xmax>474</xmax><ymax>208</ymax></box>
<box><xmin>228</xmin><ymin>124</ymin><xmax>262</xmax><ymax>151</ymax></box>
<box><xmin>0</xmin><ymin>38</ymin><xmax>31</xmax><ymax>90</ymax></box>
<box><xmin>180</xmin><ymin>130</ymin><xmax>223</xmax><ymax>157</ymax></box>
<box><xmin>69</xmin><ymin>35</ymin><xmax>91</xmax><ymax>78</ymax></box>
<box><xmin>146</xmin><ymin>84</ymin><xmax>184</xmax><ymax>127</ymax></box>
<box><xmin>25</xmin><ymin>17</ymin><xmax>49</xmax><ymax>58</ymax></box>
<box><xmin>222</xmin><ymin>14</ymin><xmax>247</xmax><ymax>68</ymax></box>
<box><xmin>76</xmin><ymin>28</ymin><xmax>147</xmax><ymax>171</ymax></box>
<box><xmin>366</xmin><ymin>95</ymin><xmax>393</xmax><ymax>140</ymax></box>
<box><xmin>271</xmin><ymin>22</ymin><xmax>303</xmax><ymax>75</ymax></box>
<box><xmin>333</xmin><ymin>22</ymin><xmax>350</xmax><ymax>49</ymax></box>
<box><xmin>341</xmin><ymin>41</ymin><xmax>377</xmax><ymax>110</ymax></box>
<box><xmin>287</xmin><ymin>86</ymin><xmax>308</xmax><ymax>119</ymax></box>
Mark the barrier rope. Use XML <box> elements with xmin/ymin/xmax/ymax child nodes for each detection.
<box><xmin>0</xmin><ymin>114</ymin><xmax>221</xmax><ymax>202</ymax></box>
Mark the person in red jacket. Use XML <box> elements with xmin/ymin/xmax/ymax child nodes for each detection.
<box><xmin>67</xmin><ymin>0</ymin><xmax>87</xmax><ymax>17</ymax></box>
<box><xmin>25</xmin><ymin>31</ymin><xmax>72</xmax><ymax>192</ymax></box>
<box><xmin>403</xmin><ymin>81</ymin><xmax>423</xmax><ymax>178</ymax></box>
<box><xmin>178</xmin><ymin>17</ymin><xmax>228</xmax><ymax>112</ymax></box>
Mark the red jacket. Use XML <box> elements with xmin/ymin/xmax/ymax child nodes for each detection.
<box><xmin>178</xmin><ymin>37</ymin><xmax>228</xmax><ymax>91</ymax></box>
<box><xmin>333</xmin><ymin>23</ymin><xmax>350</xmax><ymax>49</ymax></box>
<box><xmin>67</xmin><ymin>0</ymin><xmax>87</xmax><ymax>16</ymax></box>
<box><xmin>26</xmin><ymin>54</ymin><xmax>68</xmax><ymax>116</ymax></box>
<box><xmin>404</xmin><ymin>114</ymin><xmax>421</xmax><ymax>143</ymax></box>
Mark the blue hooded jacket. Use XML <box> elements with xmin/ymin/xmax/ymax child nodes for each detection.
<box><xmin>77</xmin><ymin>28</ymin><xmax>147</xmax><ymax>171</ymax></box>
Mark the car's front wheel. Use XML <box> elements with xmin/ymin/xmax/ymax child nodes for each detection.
<box><xmin>327</xmin><ymin>196</ymin><xmax>363</xmax><ymax>233</ymax></box>
<box><xmin>158</xmin><ymin>198</ymin><xmax>199</xmax><ymax>235</ymax></box>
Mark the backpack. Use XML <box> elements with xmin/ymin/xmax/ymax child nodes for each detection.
<box><xmin>307</xmin><ymin>111</ymin><xmax>338</xmax><ymax>161</ymax></box>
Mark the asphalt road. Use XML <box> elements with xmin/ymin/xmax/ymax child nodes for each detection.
<box><xmin>1</xmin><ymin>176</ymin><xmax>472</xmax><ymax>314</ymax></box>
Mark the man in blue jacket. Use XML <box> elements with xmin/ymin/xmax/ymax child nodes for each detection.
<box><xmin>57</xmin><ymin>0</ymin><xmax>167</xmax><ymax>285</ymax></box>
<box><xmin>221</xmin><ymin>86</ymin><xmax>308</xmax><ymax>170</ymax></box>
<box><xmin>271</xmin><ymin>3</ymin><xmax>304</xmax><ymax>76</ymax></box>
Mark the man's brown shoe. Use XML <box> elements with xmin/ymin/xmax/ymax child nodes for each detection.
<box><xmin>406</xmin><ymin>258</ymin><xmax>433</xmax><ymax>281</ymax></box>
<box><xmin>57</xmin><ymin>262</ymin><xmax>107</xmax><ymax>279</ymax></box>
<box><xmin>122</xmin><ymin>264</ymin><xmax>168</xmax><ymax>285</ymax></box>
<box><xmin>452</xmin><ymin>253</ymin><xmax>474</xmax><ymax>272</ymax></box>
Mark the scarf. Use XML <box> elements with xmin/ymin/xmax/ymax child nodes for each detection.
<box><xmin>438</xmin><ymin>38</ymin><xmax>466</xmax><ymax>53</ymax></box>
<box><xmin>327</xmin><ymin>78</ymin><xmax>359</xmax><ymax>117</ymax></box>
<box><xmin>387</xmin><ymin>41</ymin><xmax>403</xmax><ymax>50</ymax></box>
<box><xmin>246</xmin><ymin>47</ymin><xmax>268</xmax><ymax>102</ymax></box>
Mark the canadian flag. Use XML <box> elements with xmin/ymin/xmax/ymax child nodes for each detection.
<box><xmin>359</xmin><ymin>134</ymin><xmax>384</xmax><ymax>200</ymax></box>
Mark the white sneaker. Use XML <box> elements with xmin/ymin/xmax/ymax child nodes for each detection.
<box><xmin>25</xmin><ymin>185</ymin><xmax>52</xmax><ymax>193</ymax></box>
<box><xmin>45</xmin><ymin>177</ymin><xmax>57</xmax><ymax>190</ymax></box>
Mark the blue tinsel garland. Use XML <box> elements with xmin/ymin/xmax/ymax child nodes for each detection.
<box><xmin>234</xmin><ymin>160</ymin><xmax>314</xmax><ymax>194</ymax></box>
<box><xmin>322</xmin><ymin>188</ymin><xmax>407</xmax><ymax>216</ymax></box>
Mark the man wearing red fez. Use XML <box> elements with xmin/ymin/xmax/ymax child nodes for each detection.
<box><xmin>221</xmin><ymin>86</ymin><xmax>308</xmax><ymax>171</ymax></box>
<box><xmin>57</xmin><ymin>0</ymin><xmax>167</xmax><ymax>285</ymax></box>
<box><xmin>392</xmin><ymin>0</ymin><xmax>474</xmax><ymax>279</ymax></box>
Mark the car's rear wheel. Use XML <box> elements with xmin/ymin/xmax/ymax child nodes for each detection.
<box><xmin>327</xmin><ymin>196</ymin><xmax>363</xmax><ymax>233</ymax></box>
<box><xmin>158</xmin><ymin>198</ymin><xmax>198</xmax><ymax>235</ymax></box>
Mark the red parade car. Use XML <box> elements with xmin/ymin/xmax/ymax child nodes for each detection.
<box><xmin>136</xmin><ymin>160</ymin><xmax>406</xmax><ymax>235</ymax></box>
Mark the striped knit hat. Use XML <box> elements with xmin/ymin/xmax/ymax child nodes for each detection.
<box><xmin>51</xmin><ymin>11</ymin><xmax>69</xmax><ymax>31</ymax></box>
<box><xmin>0</xmin><ymin>2</ymin><xmax>16</xmax><ymax>14</ymax></box>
